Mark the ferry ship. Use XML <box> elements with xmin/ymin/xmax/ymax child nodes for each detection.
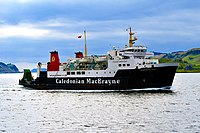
<box><xmin>19</xmin><ymin>28</ymin><xmax>178</xmax><ymax>91</ymax></box>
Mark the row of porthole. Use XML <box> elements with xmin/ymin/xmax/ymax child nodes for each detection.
<box><xmin>90</xmin><ymin>71</ymin><xmax>115</xmax><ymax>74</ymax></box>
<box><xmin>66</xmin><ymin>71</ymin><xmax>115</xmax><ymax>75</ymax></box>
<box><xmin>67</xmin><ymin>71</ymin><xmax>85</xmax><ymax>75</ymax></box>
<box><xmin>118</xmin><ymin>64</ymin><xmax>130</xmax><ymax>67</ymax></box>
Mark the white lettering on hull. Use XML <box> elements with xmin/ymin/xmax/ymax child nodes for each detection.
<box><xmin>56</xmin><ymin>78</ymin><xmax>120</xmax><ymax>85</ymax></box>
<box><xmin>56</xmin><ymin>78</ymin><xmax>84</xmax><ymax>84</ymax></box>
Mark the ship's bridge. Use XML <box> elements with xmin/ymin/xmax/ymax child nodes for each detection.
<box><xmin>120</xmin><ymin>45</ymin><xmax>148</xmax><ymax>59</ymax></box>
<box><xmin>122</xmin><ymin>45</ymin><xmax>147</xmax><ymax>52</ymax></box>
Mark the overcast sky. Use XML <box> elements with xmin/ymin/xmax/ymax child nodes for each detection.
<box><xmin>0</xmin><ymin>0</ymin><xmax>200</xmax><ymax>70</ymax></box>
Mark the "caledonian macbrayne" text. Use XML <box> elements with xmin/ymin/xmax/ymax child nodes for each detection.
<box><xmin>56</xmin><ymin>78</ymin><xmax>120</xmax><ymax>85</ymax></box>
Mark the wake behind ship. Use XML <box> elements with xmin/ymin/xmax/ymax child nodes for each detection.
<box><xmin>19</xmin><ymin>28</ymin><xmax>178</xmax><ymax>90</ymax></box>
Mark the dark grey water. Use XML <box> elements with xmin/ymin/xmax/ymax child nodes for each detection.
<box><xmin>0</xmin><ymin>73</ymin><xmax>200</xmax><ymax>132</ymax></box>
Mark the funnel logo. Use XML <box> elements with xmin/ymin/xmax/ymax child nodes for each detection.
<box><xmin>52</xmin><ymin>56</ymin><xmax>56</xmax><ymax>62</ymax></box>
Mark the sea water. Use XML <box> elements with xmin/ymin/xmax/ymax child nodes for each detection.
<box><xmin>0</xmin><ymin>73</ymin><xmax>200</xmax><ymax>132</ymax></box>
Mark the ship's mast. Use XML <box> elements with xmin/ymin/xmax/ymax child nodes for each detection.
<box><xmin>84</xmin><ymin>30</ymin><xmax>88</xmax><ymax>57</ymax></box>
<box><xmin>129</xmin><ymin>27</ymin><xmax>134</xmax><ymax>47</ymax></box>
<box><xmin>128</xmin><ymin>27</ymin><xmax>137</xmax><ymax>47</ymax></box>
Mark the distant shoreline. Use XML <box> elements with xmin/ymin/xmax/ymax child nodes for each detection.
<box><xmin>176</xmin><ymin>70</ymin><xmax>200</xmax><ymax>73</ymax></box>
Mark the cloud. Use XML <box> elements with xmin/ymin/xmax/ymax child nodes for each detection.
<box><xmin>0</xmin><ymin>19</ymin><xmax>128</xmax><ymax>40</ymax></box>
<box><xmin>1</xmin><ymin>9</ymin><xmax>200</xmax><ymax>43</ymax></box>
<box><xmin>12</xmin><ymin>0</ymin><xmax>141</xmax><ymax>5</ymax></box>
<box><xmin>0</xmin><ymin>22</ymin><xmax>80</xmax><ymax>40</ymax></box>
<box><xmin>0</xmin><ymin>24</ymin><xmax>50</xmax><ymax>38</ymax></box>
<box><xmin>0</xmin><ymin>0</ymin><xmax>150</xmax><ymax>24</ymax></box>
<box><xmin>17</xmin><ymin>0</ymin><xmax>33</xmax><ymax>3</ymax></box>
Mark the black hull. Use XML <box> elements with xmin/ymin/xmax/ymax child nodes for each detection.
<box><xmin>19</xmin><ymin>65</ymin><xmax>177</xmax><ymax>91</ymax></box>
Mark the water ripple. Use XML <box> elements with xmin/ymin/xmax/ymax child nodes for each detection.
<box><xmin>0</xmin><ymin>73</ymin><xmax>200</xmax><ymax>132</ymax></box>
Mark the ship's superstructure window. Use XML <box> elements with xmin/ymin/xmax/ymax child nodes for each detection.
<box><xmin>118</xmin><ymin>64</ymin><xmax>121</xmax><ymax>67</ymax></box>
<box><xmin>134</xmin><ymin>56</ymin><xmax>144</xmax><ymax>59</ymax></box>
<box><xmin>77</xmin><ymin>72</ymin><xmax>81</xmax><ymax>75</ymax></box>
<box><xmin>123</xmin><ymin>49</ymin><xmax>147</xmax><ymax>53</ymax></box>
<box><xmin>123</xmin><ymin>64</ymin><xmax>126</xmax><ymax>66</ymax></box>
<box><xmin>66</xmin><ymin>71</ymin><xmax>86</xmax><ymax>75</ymax></box>
<box><xmin>126</xmin><ymin>49</ymin><xmax>145</xmax><ymax>52</ymax></box>
<box><xmin>71</xmin><ymin>72</ymin><xmax>75</xmax><ymax>75</ymax></box>
<box><xmin>127</xmin><ymin>64</ymin><xmax>130</xmax><ymax>66</ymax></box>
<box><xmin>82</xmin><ymin>71</ymin><xmax>85</xmax><ymax>75</ymax></box>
